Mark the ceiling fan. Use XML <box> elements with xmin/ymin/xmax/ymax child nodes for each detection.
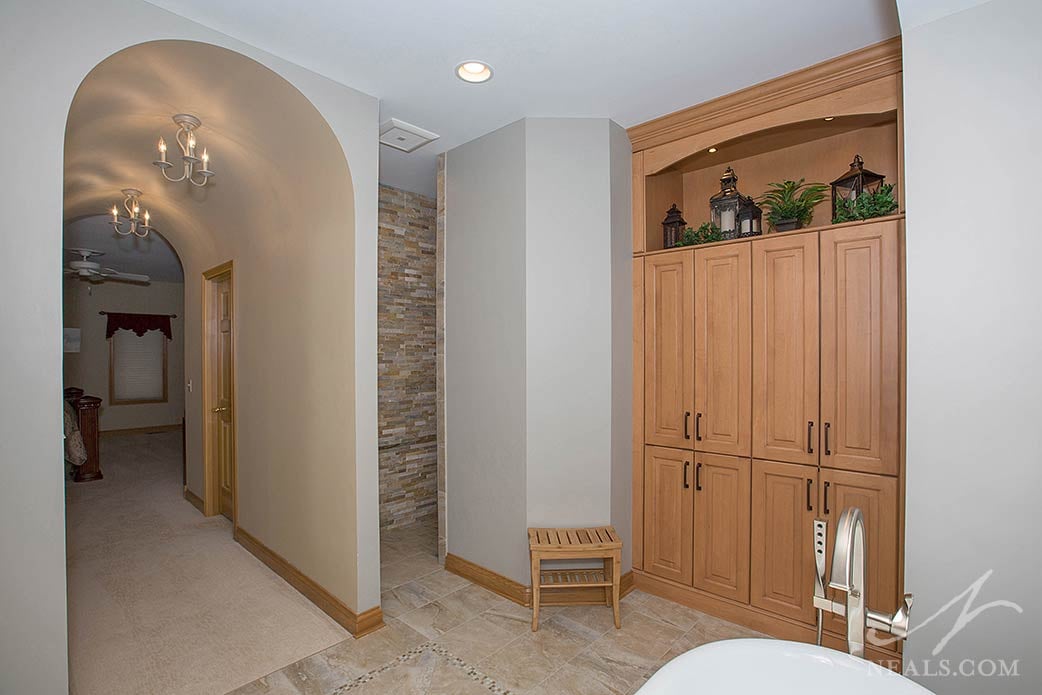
<box><xmin>64</xmin><ymin>248</ymin><xmax>150</xmax><ymax>284</ymax></box>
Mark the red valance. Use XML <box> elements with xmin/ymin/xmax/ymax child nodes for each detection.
<box><xmin>104</xmin><ymin>312</ymin><xmax>173</xmax><ymax>340</ymax></box>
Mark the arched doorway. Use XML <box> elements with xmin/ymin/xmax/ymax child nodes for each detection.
<box><xmin>61</xmin><ymin>39</ymin><xmax>371</xmax><ymax>694</ymax></box>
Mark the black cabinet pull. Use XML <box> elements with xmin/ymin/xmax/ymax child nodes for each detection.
<box><xmin>695</xmin><ymin>412</ymin><xmax>702</xmax><ymax>441</ymax></box>
<box><xmin>695</xmin><ymin>462</ymin><xmax>703</xmax><ymax>491</ymax></box>
<box><xmin>823</xmin><ymin>481</ymin><xmax>831</xmax><ymax>515</ymax></box>
<box><xmin>683</xmin><ymin>461</ymin><xmax>690</xmax><ymax>489</ymax></box>
<box><xmin>684</xmin><ymin>411</ymin><xmax>691</xmax><ymax>439</ymax></box>
<box><xmin>824</xmin><ymin>422</ymin><xmax>831</xmax><ymax>456</ymax></box>
<box><xmin>806</xmin><ymin>478</ymin><xmax>814</xmax><ymax>511</ymax></box>
<box><xmin>807</xmin><ymin>421</ymin><xmax>815</xmax><ymax>454</ymax></box>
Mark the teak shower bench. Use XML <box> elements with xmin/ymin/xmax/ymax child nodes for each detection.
<box><xmin>527</xmin><ymin>525</ymin><xmax>622</xmax><ymax>631</ymax></box>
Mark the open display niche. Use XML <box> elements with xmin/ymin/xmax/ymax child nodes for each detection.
<box><xmin>641</xmin><ymin>111</ymin><xmax>900</xmax><ymax>253</ymax></box>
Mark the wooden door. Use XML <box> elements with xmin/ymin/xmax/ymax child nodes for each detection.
<box><xmin>752</xmin><ymin>233</ymin><xmax>819</xmax><ymax>465</ymax></box>
<box><xmin>693</xmin><ymin>453</ymin><xmax>750</xmax><ymax>602</ymax></box>
<box><xmin>751</xmin><ymin>459</ymin><xmax>818</xmax><ymax>624</ymax></box>
<box><xmin>643</xmin><ymin>445</ymin><xmax>694</xmax><ymax>585</ymax></box>
<box><xmin>820</xmin><ymin>220</ymin><xmax>900</xmax><ymax>476</ymax></box>
<box><xmin>632</xmin><ymin>258</ymin><xmax>645</xmax><ymax>570</ymax></box>
<box><xmin>694</xmin><ymin>243</ymin><xmax>751</xmax><ymax>457</ymax></box>
<box><xmin>205</xmin><ymin>264</ymin><xmax>236</xmax><ymax>521</ymax></box>
<box><xmin>820</xmin><ymin>469</ymin><xmax>899</xmax><ymax>635</ymax></box>
<box><xmin>645</xmin><ymin>251</ymin><xmax>695</xmax><ymax>449</ymax></box>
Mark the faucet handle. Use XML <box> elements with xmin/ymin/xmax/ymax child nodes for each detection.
<box><xmin>891</xmin><ymin>593</ymin><xmax>914</xmax><ymax>639</ymax></box>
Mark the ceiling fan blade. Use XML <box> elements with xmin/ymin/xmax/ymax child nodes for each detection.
<box><xmin>101</xmin><ymin>271</ymin><xmax>151</xmax><ymax>283</ymax></box>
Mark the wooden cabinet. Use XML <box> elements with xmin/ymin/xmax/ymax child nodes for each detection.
<box><xmin>645</xmin><ymin>252</ymin><xmax>695</xmax><ymax>449</ymax></box>
<box><xmin>643</xmin><ymin>445</ymin><xmax>693</xmax><ymax>585</ymax></box>
<box><xmin>751</xmin><ymin>459</ymin><xmax>818</xmax><ymax>624</ymax></box>
<box><xmin>820</xmin><ymin>220</ymin><xmax>901</xmax><ymax>476</ymax></box>
<box><xmin>632</xmin><ymin>258</ymin><xmax>645</xmax><ymax>570</ymax></box>
<box><xmin>693</xmin><ymin>453</ymin><xmax>750</xmax><ymax>603</ymax></box>
<box><xmin>752</xmin><ymin>233</ymin><xmax>820</xmax><ymax>466</ymax></box>
<box><xmin>820</xmin><ymin>468</ymin><xmax>900</xmax><ymax>635</ymax></box>
<box><xmin>694</xmin><ymin>244</ymin><xmax>751</xmax><ymax>457</ymax></box>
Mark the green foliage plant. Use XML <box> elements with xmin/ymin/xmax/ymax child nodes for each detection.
<box><xmin>757</xmin><ymin>178</ymin><xmax>829</xmax><ymax>230</ymax></box>
<box><xmin>676</xmin><ymin>222</ymin><xmax>723</xmax><ymax>247</ymax></box>
<box><xmin>832</xmin><ymin>183</ymin><xmax>899</xmax><ymax>224</ymax></box>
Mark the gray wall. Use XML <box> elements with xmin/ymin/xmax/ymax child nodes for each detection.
<box><xmin>445</xmin><ymin>121</ymin><xmax>530</xmax><ymax>584</ymax></box>
<box><xmin>445</xmin><ymin>118</ymin><xmax>631</xmax><ymax>585</ymax></box>
<box><xmin>900</xmin><ymin>0</ymin><xmax>1041</xmax><ymax>692</ymax></box>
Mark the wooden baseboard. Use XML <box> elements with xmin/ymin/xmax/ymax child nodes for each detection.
<box><xmin>101</xmin><ymin>423</ymin><xmax>183</xmax><ymax>437</ymax></box>
<box><xmin>445</xmin><ymin>553</ymin><xmax>634</xmax><ymax>608</ymax></box>
<box><xmin>183</xmin><ymin>487</ymin><xmax>206</xmax><ymax>515</ymax></box>
<box><xmin>234</xmin><ymin>526</ymin><xmax>384</xmax><ymax>637</ymax></box>
<box><xmin>633</xmin><ymin>569</ymin><xmax>900</xmax><ymax>668</ymax></box>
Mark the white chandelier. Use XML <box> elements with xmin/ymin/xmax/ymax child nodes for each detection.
<box><xmin>110</xmin><ymin>188</ymin><xmax>155</xmax><ymax>238</ymax></box>
<box><xmin>152</xmin><ymin>113</ymin><xmax>215</xmax><ymax>187</ymax></box>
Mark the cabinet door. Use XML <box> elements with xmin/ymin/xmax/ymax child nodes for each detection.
<box><xmin>820</xmin><ymin>220</ymin><xmax>901</xmax><ymax>476</ymax></box>
<box><xmin>643</xmin><ymin>445</ymin><xmax>694</xmax><ymax>585</ymax></box>
<box><xmin>645</xmin><ymin>251</ymin><xmax>695</xmax><ymax>449</ymax></box>
<box><xmin>693</xmin><ymin>453</ymin><xmax>750</xmax><ymax>602</ymax></box>
<box><xmin>752</xmin><ymin>233</ymin><xmax>819</xmax><ymax>466</ymax></box>
<box><xmin>820</xmin><ymin>469</ymin><xmax>900</xmax><ymax>635</ymax></box>
<box><xmin>694</xmin><ymin>243</ymin><xmax>751</xmax><ymax>457</ymax></box>
<box><xmin>751</xmin><ymin>459</ymin><xmax>818</xmax><ymax>624</ymax></box>
<box><xmin>632</xmin><ymin>258</ymin><xmax>645</xmax><ymax>570</ymax></box>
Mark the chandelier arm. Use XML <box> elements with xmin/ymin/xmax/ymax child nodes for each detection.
<box><xmin>175</xmin><ymin>126</ymin><xmax>190</xmax><ymax>156</ymax></box>
<box><xmin>189</xmin><ymin>173</ymin><xmax>208</xmax><ymax>187</ymax></box>
<box><xmin>161</xmin><ymin>166</ymin><xmax>187</xmax><ymax>183</ymax></box>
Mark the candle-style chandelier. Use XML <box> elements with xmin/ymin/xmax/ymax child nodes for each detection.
<box><xmin>110</xmin><ymin>188</ymin><xmax>155</xmax><ymax>238</ymax></box>
<box><xmin>152</xmin><ymin>113</ymin><xmax>215</xmax><ymax>187</ymax></box>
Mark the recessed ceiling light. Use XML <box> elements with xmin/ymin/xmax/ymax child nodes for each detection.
<box><xmin>824</xmin><ymin>116</ymin><xmax>836</xmax><ymax>121</ymax></box>
<box><xmin>456</xmin><ymin>60</ymin><xmax>493</xmax><ymax>84</ymax></box>
<box><xmin>708</xmin><ymin>147</ymin><xmax>718</xmax><ymax>153</ymax></box>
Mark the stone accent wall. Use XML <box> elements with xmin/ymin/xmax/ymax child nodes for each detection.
<box><xmin>436</xmin><ymin>154</ymin><xmax>447</xmax><ymax>562</ymax></box>
<box><xmin>378</xmin><ymin>185</ymin><xmax>437</xmax><ymax>529</ymax></box>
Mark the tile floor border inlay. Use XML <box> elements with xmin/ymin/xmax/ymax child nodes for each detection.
<box><xmin>332</xmin><ymin>643</ymin><xmax>510</xmax><ymax>695</ymax></box>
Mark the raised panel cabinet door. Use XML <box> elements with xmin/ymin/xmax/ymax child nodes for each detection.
<box><xmin>645</xmin><ymin>251</ymin><xmax>695</xmax><ymax>449</ymax></box>
<box><xmin>750</xmin><ymin>459</ymin><xmax>818</xmax><ymax>624</ymax></box>
<box><xmin>694</xmin><ymin>243</ymin><xmax>752</xmax><ymax>457</ymax></box>
<box><xmin>693</xmin><ymin>453</ymin><xmax>751</xmax><ymax>602</ymax></box>
<box><xmin>632</xmin><ymin>258</ymin><xmax>645</xmax><ymax>570</ymax></box>
<box><xmin>820</xmin><ymin>220</ymin><xmax>901</xmax><ymax>476</ymax></box>
<box><xmin>819</xmin><ymin>469</ymin><xmax>900</xmax><ymax>636</ymax></box>
<box><xmin>752</xmin><ymin>233</ymin><xmax>819</xmax><ymax>466</ymax></box>
<box><xmin>643</xmin><ymin>445</ymin><xmax>694</xmax><ymax>585</ymax></box>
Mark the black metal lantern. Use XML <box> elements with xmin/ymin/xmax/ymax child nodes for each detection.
<box><xmin>830</xmin><ymin>154</ymin><xmax>886</xmax><ymax>220</ymax></box>
<box><xmin>709</xmin><ymin>167</ymin><xmax>762</xmax><ymax>239</ymax></box>
<box><xmin>661</xmin><ymin>203</ymin><xmax>687</xmax><ymax>249</ymax></box>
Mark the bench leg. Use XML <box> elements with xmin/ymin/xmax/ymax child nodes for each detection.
<box><xmin>611</xmin><ymin>550</ymin><xmax>621</xmax><ymax>629</ymax></box>
<box><xmin>531</xmin><ymin>552</ymin><xmax>541</xmax><ymax>631</ymax></box>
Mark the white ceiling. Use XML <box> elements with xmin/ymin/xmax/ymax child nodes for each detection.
<box><xmin>144</xmin><ymin>0</ymin><xmax>900</xmax><ymax>197</ymax></box>
<box><xmin>65</xmin><ymin>215</ymin><xmax>184</xmax><ymax>282</ymax></box>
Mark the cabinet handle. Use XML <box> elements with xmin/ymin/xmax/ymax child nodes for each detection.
<box><xmin>824</xmin><ymin>422</ymin><xmax>831</xmax><ymax>456</ymax></box>
<box><xmin>684</xmin><ymin>411</ymin><xmax>691</xmax><ymax>440</ymax></box>
<box><xmin>683</xmin><ymin>461</ymin><xmax>690</xmax><ymax>489</ymax></box>
<box><xmin>807</xmin><ymin>421</ymin><xmax>815</xmax><ymax>454</ymax></box>
<box><xmin>695</xmin><ymin>462</ymin><xmax>703</xmax><ymax>491</ymax></box>
<box><xmin>824</xmin><ymin>481</ymin><xmax>831</xmax><ymax>515</ymax></box>
<box><xmin>695</xmin><ymin>412</ymin><xmax>702</xmax><ymax>441</ymax></box>
<box><xmin>806</xmin><ymin>478</ymin><xmax>814</xmax><ymax>511</ymax></box>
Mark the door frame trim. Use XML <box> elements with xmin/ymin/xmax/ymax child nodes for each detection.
<box><xmin>202</xmin><ymin>260</ymin><xmax>237</xmax><ymax>525</ymax></box>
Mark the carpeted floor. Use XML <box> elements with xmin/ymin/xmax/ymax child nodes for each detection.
<box><xmin>66</xmin><ymin>431</ymin><xmax>349</xmax><ymax>695</ymax></box>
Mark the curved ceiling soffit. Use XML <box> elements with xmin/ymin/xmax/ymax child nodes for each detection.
<box><xmin>64</xmin><ymin>39</ymin><xmax>355</xmax><ymax>268</ymax></box>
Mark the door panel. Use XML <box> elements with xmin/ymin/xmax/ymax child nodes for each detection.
<box><xmin>644</xmin><ymin>445</ymin><xmax>694</xmax><ymax>585</ymax></box>
<box><xmin>751</xmin><ymin>459</ymin><xmax>818</xmax><ymax>623</ymax></box>
<box><xmin>694</xmin><ymin>244</ymin><xmax>751</xmax><ymax>457</ymax></box>
<box><xmin>633</xmin><ymin>258</ymin><xmax>645</xmax><ymax>570</ymax></box>
<box><xmin>693</xmin><ymin>453</ymin><xmax>750</xmax><ymax>602</ymax></box>
<box><xmin>752</xmin><ymin>233</ymin><xmax>819</xmax><ymax>465</ymax></box>
<box><xmin>820</xmin><ymin>220</ymin><xmax>900</xmax><ymax>476</ymax></box>
<box><xmin>645</xmin><ymin>252</ymin><xmax>695</xmax><ymax>449</ymax></box>
<box><xmin>820</xmin><ymin>469</ymin><xmax>899</xmax><ymax>635</ymax></box>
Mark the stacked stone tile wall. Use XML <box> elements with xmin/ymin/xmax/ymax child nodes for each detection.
<box><xmin>378</xmin><ymin>185</ymin><xmax>437</xmax><ymax>529</ymax></box>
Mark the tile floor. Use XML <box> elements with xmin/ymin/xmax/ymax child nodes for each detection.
<box><xmin>230</xmin><ymin>522</ymin><xmax>767</xmax><ymax>694</ymax></box>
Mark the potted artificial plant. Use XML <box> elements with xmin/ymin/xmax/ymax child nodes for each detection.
<box><xmin>757</xmin><ymin>179</ymin><xmax>829</xmax><ymax>232</ymax></box>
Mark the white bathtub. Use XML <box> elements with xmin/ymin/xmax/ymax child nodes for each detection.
<box><xmin>637</xmin><ymin>639</ymin><xmax>933</xmax><ymax>694</ymax></box>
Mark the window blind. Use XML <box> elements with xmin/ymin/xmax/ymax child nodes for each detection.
<box><xmin>111</xmin><ymin>329</ymin><xmax>166</xmax><ymax>403</ymax></box>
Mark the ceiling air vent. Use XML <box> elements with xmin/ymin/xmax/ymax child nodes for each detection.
<box><xmin>379</xmin><ymin>118</ymin><xmax>440</xmax><ymax>153</ymax></box>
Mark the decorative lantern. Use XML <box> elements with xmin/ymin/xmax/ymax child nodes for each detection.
<box><xmin>709</xmin><ymin>167</ymin><xmax>762</xmax><ymax>239</ymax></box>
<box><xmin>830</xmin><ymin>154</ymin><xmax>885</xmax><ymax>220</ymax></box>
<box><xmin>661</xmin><ymin>203</ymin><xmax>687</xmax><ymax>249</ymax></box>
